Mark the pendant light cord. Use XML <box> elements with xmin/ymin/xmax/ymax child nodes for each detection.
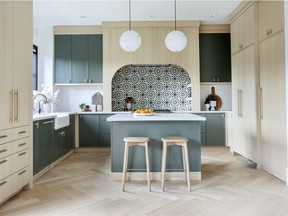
<box><xmin>174</xmin><ymin>0</ymin><xmax>177</xmax><ymax>31</ymax></box>
<box><xmin>129</xmin><ymin>0</ymin><xmax>131</xmax><ymax>31</ymax></box>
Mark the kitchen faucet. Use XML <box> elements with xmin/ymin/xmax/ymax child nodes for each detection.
<box><xmin>33</xmin><ymin>93</ymin><xmax>47</xmax><ymax>114</ymax></box>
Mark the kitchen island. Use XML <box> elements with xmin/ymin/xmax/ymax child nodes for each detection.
<box><xmin>107</xmin><ymin>113</ymin><xmax>206</xmax><ymax>180</ymax></box>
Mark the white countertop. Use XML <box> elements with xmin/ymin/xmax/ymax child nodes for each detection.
<box><xmin>33</xmin><ymin>112</ymin><xmax>77</xmax><ymax>121</ymax></box>
<box><xmin>107</xmin><ymin>113</ymin><xmax>206</xmax><ymax>122</ymax></box>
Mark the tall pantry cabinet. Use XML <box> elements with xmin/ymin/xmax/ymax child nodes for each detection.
<box><xmin>258</xmin><ymin>0</ymin><xmax>286</xmax><ymax>181</ymax></box>
<box><xmin>230</xmin><ymin>3</ymin><xmax>258</xmax><ymax>162</ymax></box>
<box><xmin>0</xmin><ymin>1</ymin><xmax>32</xmax><ymax>204</ymax></box>
<box><xmin>230</xmin><ymin>0</ymin><xmax>287</xmax><ymax>182</ymax></box>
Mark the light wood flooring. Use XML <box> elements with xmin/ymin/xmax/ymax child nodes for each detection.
<box><xmin>1</xmin><ymin>147</ymin><xmax>288</xmax><ymax>216</ymax></box>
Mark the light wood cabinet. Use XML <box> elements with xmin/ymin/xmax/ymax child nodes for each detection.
<box><xmin>0</xmin><ymin>1</ymin><xmax>31</xmax><ymax>130</ymax></box>
<box><xmin>0</xmin><ymin>1</ymin><xmax>32</xmax><ymax>204</ymax></box>
<box><xmin>258</xmin><ymin>0</ymin><xmax>284</xmax><ymax>42</ymax></box>
<box><xmin>231</xmin><ymin>46</ymin><xmax>257</xmax><ymax>162</ymax></box>
<box><xmin>259</xmin><ymin>32</ymin><xmax>286</xmax><ymax>181</ymax></box>
<box><xmin>230</xmin><ymin>4</ymin><xmax>255</xmax><ymax>54</ymax></box>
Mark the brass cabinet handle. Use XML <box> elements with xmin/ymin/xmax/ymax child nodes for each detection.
<box><xmin>18</xmin><ymin>170</ymin><xmax>26</xmax><ymax>175</ymax></box>
<box><xmin>18</xmin><ymin>143</ymin><xmax>26</xmax><ymax>147</ymax></box>
<box><xmin>259</xmin><ymin>87</ymin><xmax>263</xmax><ymax>120</ymax></box>
<box><xmin>0</xmin><ymin>149</ymin><xmax>8</xmax><ymax>154</ymax></box>
<box><xmin>0</xmin><ymin>181</ymin><xmax>7</xmax><ymax>187</ymax></box>
<box><xmin>0</xmin><ymin>135</ymin><xmax>8</xmax><ymax>139</ymax></box>
<box><xmin>11</xmin><ymin>90</ymin><xmax>15</xmax><ymax>123</ymax></box>
<box><xmin>0</xmin><ymin>159</ymin><xmax>7</xmax><ymax>165</ymax></box>
<box><xmin>14</xmin><ymin>90</ymin><xmax>20</xmax><ymax>122</ymax></box>
<box><xmin>18</xmin><ymin>131</ymin><xmax>27</xmax><ymax>135</ymax></box>
<box><xmin>42</xmin><ymin>120</ymin><xmax>54</xmax><ymax>125</ymax></box>
<box><xmin>18</xmin><ymin>152</ymin><xmax>26</xmax><ymax>156</ymax></box>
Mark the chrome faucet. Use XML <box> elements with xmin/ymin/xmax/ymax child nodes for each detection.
<box><xmin>33</xmin><ymin>93</ymin><xmax>48</xmax><ymax>114</ymax></box>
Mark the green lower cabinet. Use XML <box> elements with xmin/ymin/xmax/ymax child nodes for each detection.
<box><xmin>79</xmin><ymin>114</ymin><xmax>113</xmax><ymax>147</ymax></box>
<box><xmin>68</xmin><ymin>115</ymin><xmax>75</xmax><ymax>149</ymax></box>
<box><xmin>33</xmin><ymin>119</ymin><xmax>54</xmax><ymax>174</ymax></box>
<box><xmin>53</xmin><ymin>127</ymin><xmax>70</xmax><ymax>161</ymax></box>
<box><xmin>197</xmin><ymin>113</ymin><xmax>226</xmax><ymax>146</ymax></box>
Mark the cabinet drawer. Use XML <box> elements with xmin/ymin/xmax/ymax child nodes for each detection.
<box><xmin>12</xmin><ymin>166</ymin><xmax>29</xmax><ymax>194</ymax></box>
<box><xmin>12</xmin><ymin>149</ymin><xmax>29</xmax><ymax>173</ymax></box>
<box><xmin>0</xmin><ymin>129</ymin><xmax>13</xmax><ymax>145</ymax></box>
<box><xmin>13</xmin><ymin>126</ymin><xmax>30</xmax><ymax>140</ymax></box>
<box><xmin>13</xmin><ymin>137</ymin><xmax>29</xmax><ymax>153</ymax></box>
<box><xmin>0</xmin><ymin>175</ymin><xmax>13</xmax><ymax>204</ymax></box>
<box><xmin>0</xmin><ymin>155</ymin><xmax>13</xmax><ymax>180</ymax></box>
<box><xmin>0</xmin><ymin>143</ymin><xmax>12</xmax><ymax>159</ymax></box>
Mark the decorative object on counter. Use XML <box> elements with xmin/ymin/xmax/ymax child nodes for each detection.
<box><xmin>79</xmin><ymin>103</ymin><xmax>86</xmax><ymax>111</ymax></box>
<box><xmin>33</xmin><ymin>84</ymin><xmax>60</xmax><ymax>113</ymax></box>
<box><xmin>204</xmin><ymin>87</ymin><xmax>222</xmax><ymax>111</ymax></box>
<box><xmin>133</xmin><ymin>108</ymin><xmax>155</xmax><ymax>116</ymax></box>
<box><xmin>97</xmin><ymin>104</ymin><xmax>103</xmax><ymax>112</ymax></box>
<box><xmin>165</xmin><ymin>0</ymin><xmax>187</xmax><ymax>52</ymax></box>
<box><xmin>119</xmin><ymin>0</ymin><xmax>141</xmax><ymax>52</ymax></box>
<box><xmin>125</xmin><ymin>97</ymin><xmax>134</xmax><ymax>111</ymax></box>
<box><xmin>92</xmin><ymin>92</ymin><xmax>103</xmax><ymax>111</ymax></box>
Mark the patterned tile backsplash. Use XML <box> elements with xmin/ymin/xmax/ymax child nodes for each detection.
<box><xmin>112</xmin><ymin>64</ymin><xmax>192</xmax><ymax>111</ymax></box>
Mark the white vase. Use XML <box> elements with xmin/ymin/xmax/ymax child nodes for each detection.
<box><xmin>43</xmin><ymin>103</ymin><xmax>51</xmax><ymax>113</ymax></box>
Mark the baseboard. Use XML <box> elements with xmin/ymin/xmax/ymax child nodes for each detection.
<box><xmin>111</xmin><ymin>172</ymin><xmax>201</xmax><ymax>181</ymax></box>
<box><xmin>50</xmin><ymin>150</ymin><xmax>74</xmax><ymax>169</ymax></box>
<box><xmin>33</xmin><ymin>150</ymin><xmax>74</xmax><ymax>181</ymax></box>
<box><xmin>33</xmin><ymin>166</ymin><xmax>50</xmax><ymax>181</ymax></box>
<box><xmin>74</xmin><ymin>147</ymin><xmax>110</xmax><ymax>153</ymax></box>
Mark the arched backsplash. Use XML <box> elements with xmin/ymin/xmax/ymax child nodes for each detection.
<box><xmin>111</xmin><ymin>64</ymin><xmax>192</xmax><ymax>111</ymax></box>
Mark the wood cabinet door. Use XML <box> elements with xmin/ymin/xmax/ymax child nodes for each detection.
<box><xmin>0</xmin><ymin>1</ymin><xmax>13</xmax><ymax>130</ymax></box>
<box><xmin>12</xmin><ymin>1</ymin><xmax>32</xmax><ymax>128</ymax></box>
<box><xmin>88</xmin><ymin>35</ymin><xmax>103</xmax><ymax>83</ymax></box>
<box><xmin>258</xmin><ymin>0</ymin><xmax>284</xmax><ymax>41</ymax></box>
<box><xmin>54</xmin><ymin>35</ymin><xmax>72</xmax><ymax>83</ymax></box>
<box><xmin>71</xmin><ymin>35</ymin><xmax>88</xmax><ymax>83</ymax></box>
<box><xmin>205</xmin><ymin>114</ymin><xmax>225</xmax><ymax>146</ymax></box>
<box><xmin>230</xmin><ymin>4</ymin><xmax>255</xmax><ymax>54</ymax></box>
<box><xmin>260</xmin><ymin>32</ymin><xmax>286</xmax><ymax>181</ymax></box>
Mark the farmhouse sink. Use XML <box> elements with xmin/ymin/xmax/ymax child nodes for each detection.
<box><xmin>33</xmin><ymin>112</ymin><xmax>70</xmax><ymax>130</ymax></box>
<box><xmin>53</xmin><ymin>113</ymin><xmax>70</xmax><ymax>130</ymax></box>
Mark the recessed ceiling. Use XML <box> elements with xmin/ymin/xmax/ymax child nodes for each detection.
<box><xmin>33</xmin><ymin>0</ymin><xmax>242</xmax><ymax>26</ymax></box>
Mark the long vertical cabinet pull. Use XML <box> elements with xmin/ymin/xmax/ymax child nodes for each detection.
<box><xmin>237</xmin><ymin>90</ymin><xmax>241</xmax><ymax>117</ymax></box>
<box><xmin>14</xmin><ymin>90</ymin><xmax>19</xmax><ymax>123</ymax></box>
<box><xmin>240</xmin><ymin>90</ymin><xmax>243</xmax><ymax>117</ymax></box>
<box><xmin>10</xmin><ymin>90</ymin><xmax>15</xmax><ymax>123</ymax></box>
<box><xmin>258</xmin><ymin>87</ymin><xmax>263</xmax><ymax>120</ymax></box>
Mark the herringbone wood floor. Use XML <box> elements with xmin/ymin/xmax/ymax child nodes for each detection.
<box><xmin>1</xmin><ymin>147</ymin><xmax>288</xmax><ymax>216</ymax></box>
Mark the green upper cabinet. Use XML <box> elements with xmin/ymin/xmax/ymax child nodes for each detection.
<box><xmin>54</xmin><ymin>34</ymin><xmax>103</xmax><ymax>84</ymax></box>
<box><xmin>200</xmin><ymin>33</ymin><xmax>231</xmax><ymax>82</ymax></box>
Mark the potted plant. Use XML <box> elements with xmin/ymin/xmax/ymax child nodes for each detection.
<box><xmin>79</xmin><ymin>103</ymin><xmax>86</xmax><ymax>111</ymax></box>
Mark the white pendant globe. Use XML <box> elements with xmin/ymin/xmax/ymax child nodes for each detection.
<box><xmin>119</xmin><ymin>30</ymin><xmax>141</xmax><ymax>52</ymax></box>
<box><xmin>165</xmin><ymin>30</ymin><xmax>187</xmax><ymax>52</ymax></box>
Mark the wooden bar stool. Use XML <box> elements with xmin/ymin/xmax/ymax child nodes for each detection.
<box><xmin>161</xmin><ymin>136</ymin><xmax>191</xmax><ymax>192</ymax></box>
<box><xmin>122</xmin><ymin>137</ymin><xmax>151</xmax><ymax>192</ymax></box>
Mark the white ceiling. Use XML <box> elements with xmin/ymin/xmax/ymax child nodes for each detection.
<box><xmin>33</xmin><ymin>0</ymin><xmax>242</xmax><ymax>26</ymax></box>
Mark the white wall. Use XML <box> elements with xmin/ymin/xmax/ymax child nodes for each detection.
<box><xmin>53</xmin><ymin>85</ymin><xmax>103</xmax><ymax>112</ymax></box>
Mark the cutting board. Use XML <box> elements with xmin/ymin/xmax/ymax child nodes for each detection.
<box><xmin>206</xmin><ymin>87</ymin><xmax>222</xmax><ymax>110</ymax></box>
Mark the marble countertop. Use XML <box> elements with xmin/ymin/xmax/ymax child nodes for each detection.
<box><xmin>107</xmin><ymin>113</ymin><xmax>206</xmax><ymax>122</ymax></box>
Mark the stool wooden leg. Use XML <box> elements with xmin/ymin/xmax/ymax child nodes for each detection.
<box><xmin>145</xmin><ymin>142</ymin><xmax>151</xmax><ymax>192</ymax></box>
<box><xmin>161</xmin><ymin>142</ymin><xmax>167</xmax><ymax>191</ymax></box>
<box><xmin>183</xmin><ymin>143</ymin><xmax>191</xmax><ymax>192</ymax></box>
<box><xmin>182</xmin><ymin>145</ymin><xmax>187</xmax><ymax>183</ymax></box>
<box><xmin>122</xmin><ymin>142</ymin><xmax>129</xmax><ymax>191</ymax></box>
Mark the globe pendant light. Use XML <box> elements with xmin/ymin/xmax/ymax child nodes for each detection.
<box><xmin>119</xmin><ymin>0</ymin><xmax>141</xmax><ymax>52</ymax></box>
<box><xmin>165</xmin><ymin>0</ymin><xmax>187</xmax><ymax>52</ymax></box>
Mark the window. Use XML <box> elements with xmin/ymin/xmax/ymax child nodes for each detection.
<box><xmin>33</xmin><ymin>45</ymin><xmax>38</xmax><ymax>90</ymax></box>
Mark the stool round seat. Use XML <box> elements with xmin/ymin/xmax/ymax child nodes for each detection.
<box><xmin>124</xmin><ymin>137</ymin><xmax>150</xmax><ymax>142</ymax></box>
<box><xmin>161</xmin><ymin>136</ymin><xmax>191</xmax><ymax>192</ymax></box>
<box><xmin>122</xmin><ymin>137</ymin><xmax>151</xmax><ymax>192</ymax></box>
